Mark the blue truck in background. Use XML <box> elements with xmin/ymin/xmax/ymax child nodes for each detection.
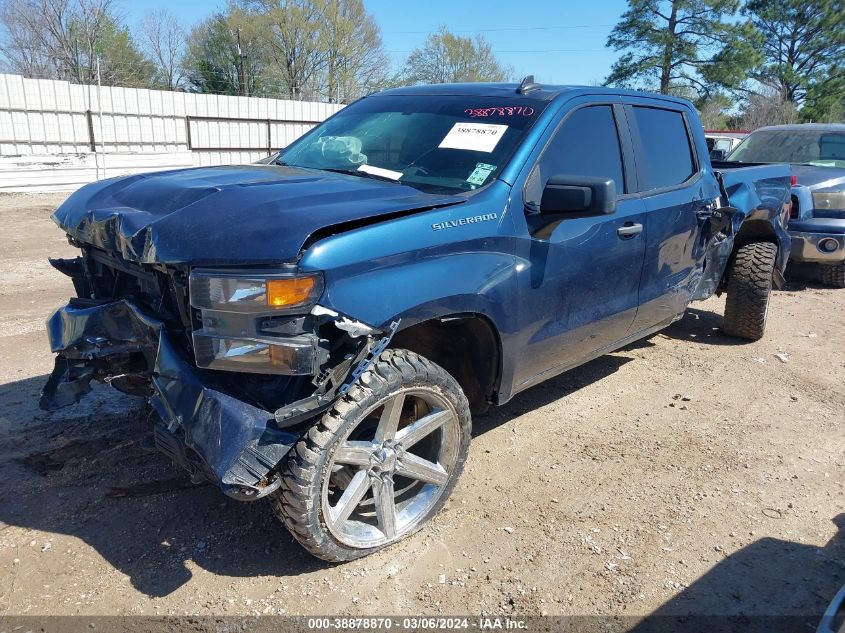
<box><xmin>41</xmin><ymin>79</ymin><xmax>793</xmax><ymax>561</ymax></box>
<box><xmin>723</xmin><ymin>123</ymin><xmax>845</xmax><ymax>288</ymax></box>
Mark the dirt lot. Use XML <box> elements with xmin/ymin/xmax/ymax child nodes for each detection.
<box><xmin>0</xmin><ymin>192</ymin><xmax>842</xmax><ymax>623</ymax></box>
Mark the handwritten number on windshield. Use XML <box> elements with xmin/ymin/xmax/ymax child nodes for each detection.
<box><xmin>464</xmin><ymin>106</ymin><xmax>534</xmax><ymax>118</ymax></box>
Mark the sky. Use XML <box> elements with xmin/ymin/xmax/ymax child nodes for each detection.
<box><xmin>123</xmin><ymin>0</ymin><xmax>630</xmax><ymax>86</ymax></box>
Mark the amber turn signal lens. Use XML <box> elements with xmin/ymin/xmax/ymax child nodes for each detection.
<box><xmin>266</xmin><ymin>276</ymin><xmax>316</xmax><ymax>307</ymax></box>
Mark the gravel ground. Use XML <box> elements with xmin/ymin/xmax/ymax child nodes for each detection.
<box><xmin>0</xmin><ymin>192</ymin><xmax>842</xmax><ymax>624</ymax></box>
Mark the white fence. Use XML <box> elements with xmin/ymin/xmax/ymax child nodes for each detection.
<box><xmin>0</xmin><ymin>74</ymin><xmax>344</xmax><ymax>192</ymax></box>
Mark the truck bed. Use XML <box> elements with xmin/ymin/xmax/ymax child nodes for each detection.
<box><xmin>692</xmin><ymin>160</ymin><xmax>793</xmax><ymax>299</ymax></box>
<box><xmin>711</xmin><ymin>160</ymin><xmax>793</xmax><ymax>194</ymax></box>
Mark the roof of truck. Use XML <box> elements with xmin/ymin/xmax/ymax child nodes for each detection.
<box><xmin>755</xmin><ymin>123</ymin><xmax>845</xmax><ymax>132</ymax></box>
<box><xmin>376</xmin><ymin>82</ymin><xmax>694</xmax><ymax>106</ymax></box>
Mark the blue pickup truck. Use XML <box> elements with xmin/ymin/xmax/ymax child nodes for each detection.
<box><xmin>723</xmin><ymin>124</ymin><xmax>845</xmax><ymax>287</ymax></box>
<box><xmin>41</xmin><ymin>80</ymin><xmax>793</xmax><ymax>561</ymax></box>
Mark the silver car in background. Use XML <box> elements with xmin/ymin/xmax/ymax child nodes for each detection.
<box><xmin>725</xmin><ymin>124</ymin><xmax>845</xmax><ymax>287</ymax></box>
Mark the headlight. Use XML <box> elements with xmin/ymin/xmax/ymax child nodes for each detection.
<box><xmin>192</xmin><ymin>333</ymin><xmax>321</xmax><ymax>375</ymax></box>
<box><xmin>188</xmin><ymin>269</ymin><xmax>327</xmax><ymax>375</ymax></box>
<box><xmin>189</xmin><ymin>270</ymin><xmax>323</xmax><ymax>313</ymax></box>
<box><xmin>812</xmin><ymin>191</ymin><xmax>845</xmax><ymax>212</ymax></box>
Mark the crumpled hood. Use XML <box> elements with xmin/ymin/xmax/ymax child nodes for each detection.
<box><xmin>54</xmin><ymin>164</ymin><xmax>463</xmax><ymax>266</ymax></box>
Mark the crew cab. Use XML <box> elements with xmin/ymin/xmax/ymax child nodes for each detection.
<box><xmin>41</xmin><ymin>80</ymin><xmax>793</xmax><ymax>561</ymax></box>
<box><xmin>725</xmin><ymin>124</ymin><xmax>845</xmax><ymax>287</ymax></box>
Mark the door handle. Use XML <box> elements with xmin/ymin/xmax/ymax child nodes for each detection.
<box><xmin>617</xmin><ymin>222</ymin><xmax>643</xmax><ymax>238</ymax></box>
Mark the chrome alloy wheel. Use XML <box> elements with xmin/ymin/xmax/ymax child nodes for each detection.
<box><xmin>321</xmin><ymin>388</ymin><xmax>461</xmax><ymax>549</ymax></box>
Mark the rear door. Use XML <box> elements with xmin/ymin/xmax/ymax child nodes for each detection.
<box><xmin>624</xmin><ymin>101</ymin><xmax>715</xmax><ymax>333</ymax></box>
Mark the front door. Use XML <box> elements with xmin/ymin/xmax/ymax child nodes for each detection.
<box><xmin>511</xmin><ymin>103</ymin><xmax>647</xmax><ymax>390</ymax></box>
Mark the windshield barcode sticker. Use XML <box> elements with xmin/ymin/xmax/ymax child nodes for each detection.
<box><xmin>439</xmin><ymin>123</ymin><xmax>509</xmax><ymax>153</ymax></box>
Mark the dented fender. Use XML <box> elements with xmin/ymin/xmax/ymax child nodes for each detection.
<box><xmin>692</xmin><ymin>168</ymin><xmax>793</xmax><ymax>300</ymax></box>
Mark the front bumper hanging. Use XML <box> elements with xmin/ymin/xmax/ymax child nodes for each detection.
<box><xmin>40</xmin><ymin>299</ymin><xmax>396</xmax><ymax>500</ymax></box>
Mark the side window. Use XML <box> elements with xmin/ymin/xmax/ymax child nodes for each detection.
<box><xmin>524</xmin><ymin>105</ymin><xmax>625</xmax><ymax>208</ymax></box>
<box><xmin>631</xmin><ymin>106</ymin><xmax>696</xmax><ymax>190</ymax></box>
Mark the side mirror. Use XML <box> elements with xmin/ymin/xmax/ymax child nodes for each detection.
<box><xmin>710</xmin><ymin>148</ymin><xmax>727</xmax><ymax>161</ymax></box>
<box><xmin>540</xmin><ymin>175</ymin><xmax>616</xmax><ymax>217</ymax></box>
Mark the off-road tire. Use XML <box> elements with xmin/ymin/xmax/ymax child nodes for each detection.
<box><xmin>270</xmin><ymin>349</ymin><xmax>472</xmax><ymax>562</ymax></box>
<box><xmin>722</xmin><ymin>242</ymin><xmax>777</xmax><ymax>341</ymax></box>
<box><xmin>820</xmin><ymin>261</ymin><xmax>845</xmax><ymax>288</ymax></box>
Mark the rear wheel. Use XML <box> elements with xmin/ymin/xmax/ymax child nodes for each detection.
<box><xmin>723</xmin><ymin>242</ymin><xmax>777</xmax><ymax>341</ymax></box>
<box><xmin>271</xmin><ymin>349</ymin><xmax>471</xmax><ymax>562</ymax></box>
<box><xmin>820</xmin><ymin>261</ymin><xmax>845</xmax><ymax>288</ymax></box>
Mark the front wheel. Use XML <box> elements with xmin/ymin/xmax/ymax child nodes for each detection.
<box><xmin>270</xmin><ymin>349</ymin><xmax>471</xmax><ymax>562</ymax></box>
<box><xmin>722</xmin><ymin>242</ymin><xmax>778</xmax><ymax>341</ymax></box>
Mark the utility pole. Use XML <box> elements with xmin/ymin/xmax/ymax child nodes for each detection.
<box><xmin>236</xmin><ymin>28</ymin><xmax>248</xmax><ymax>97</ymax></box>
<box><xmin>96</xmin><ymin>54</ymin><xmax>106</xmax><ymax>179</ymax></box>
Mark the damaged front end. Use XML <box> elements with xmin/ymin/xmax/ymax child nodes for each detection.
<box><xmin>41</xmin><ymin>250</ymin><xmax>396</xmax><ymax>501</ymax></box>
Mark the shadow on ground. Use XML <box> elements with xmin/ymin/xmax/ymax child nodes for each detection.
<box><xmin>0</xmin><ymin>347</ymin><xmax>640</xmax><ymax>597</ymax></box>
<box><xmin>630</xmin><ymin>514</ymin><xmax>844</xmax><ymax>633</ymax></box>
<box><xmin>0</xmin><ymin>376</ymin><xmax>328</xmax><ymax>597</ymax></box>
<box><xmin>783</xmin><ymin>262</ymin><xmax>831</xmax><ymax>291</ymax></box>
<box><xmin>659</xmin><ymin>307</ymin><xmax>747</xmax><ymax>346</ymax></box>
<box><xmin>0</xmin><ymin>307</ymin><xmax>822</xmax><ymax>603</ymax></box>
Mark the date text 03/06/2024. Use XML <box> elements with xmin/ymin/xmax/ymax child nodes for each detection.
<box><xmin>306</xmin><ymin>617</ymin><xmax>528</xmax><ymax>630</ymax></box>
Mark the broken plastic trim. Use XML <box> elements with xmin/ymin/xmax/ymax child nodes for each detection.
<box><xmin>40</xmin><ymin>298</ymin><xmax>160</xmax><ymax>410</ymax></box>
<box><xmin>273</xmin><ymin>319</ymin><xmax>400</xmax><ymax>429</ymax></box>
<box><xmin>40</xmin><ymin>299</ymin><xmax>298</xmax><ymax>500</ymax></box>
<box><xmin>691</xmin><ymin>203</ymin><xmax>736</xmax><ymax>301</ymax></box>
<box><xmin>311</xmin><ymin>304</ymin><xmax>377</xmax><ymax>338</ymax></box>
<box><xmin>40</xmin><ymin>299</ymin><xmax>401</xmax><ymax>501</ymax></box>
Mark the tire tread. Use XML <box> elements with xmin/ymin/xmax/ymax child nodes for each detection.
<box><xmin>723</xmin><ymin>242</ymin><xmax>777</xmax><ymax>341</ymax></box>
<box><xmin>270</xmin><ymin>348</ymin><xmax>471</xmax><ymax>562</ymax></box>
<box><xmin>821</xmin><ymin>261</ymin><xmax>845</xmax><ymax>288</ymax></box>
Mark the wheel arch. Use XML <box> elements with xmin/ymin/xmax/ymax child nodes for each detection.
<box><xmin>724</xmin><ymin>218</ymin><xmax>789</xmax><ymax>290</ymax></box>
<box><xmin>734</xmin><ymin>218</ymin><xmax>780</xmax><ymax>248</ymax></box>
<box><xmin>390</xmin><ymin>312</ymin><xmax>502</xmax><ymax>415</ymax></box>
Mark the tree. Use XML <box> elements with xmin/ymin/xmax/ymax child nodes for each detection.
<box><xmin>404</xmin><ymin>27</ymin><xmax>511</xmax><ymax>84</ymax></box>
<box><xmin>96</xmin><ymin>16</ymin><xmax>156</xmax><ymax>87</ymax></box>
<box><xmin>606</xmin><ymin>0</ymin><xmax>757</xmax><ymax>95</ymax></box>
<box><xmin>232</xmin><ymin>0</ymin><xmax>390</xmax><ymax>101</ymax></box>
<box><xmin>800</xmin><ymin>77</ymin><xmax>845</xmax><ymax>122</ymax></box>
<box><xmin>739</xmin><ymin>87</ymin><xmax>797</xmax><ymax>128</ymax></box>
<box><xmin>0</xmin><ymin>0</ymin><xmax>151</xmax><ymax>86</ymax></box>
<box><xmin>741</xmin><ymin>0</ymin><xmax>844</xmax><ymax>110</ymax></box>
<box><xmin>0</xmin><ymin>0</ymin><xmax>54</xmax><ymax>77</ymax></box>
<box><xmin>697</xmin><ymin>92</ymin><xmax>733</xmax><ymax>129</ymax></box>
<box><xmin>237</xmin><ymin>0</ymin><xmax>328</xmax><ymax>99</ymax></box>
<box><xmin>183</xmin><ymin>12</ymin><xmax>264</xmax><ymax>96</ymax></box>
<box><xmin>321</xmin><ymin>0</ymin><xmax>391</xmax><ymax>102</ymax></box>
<box><xmin>139</xmin><ymin>8</ymin><xmax>186</xmax><ymax>90</ymax></box>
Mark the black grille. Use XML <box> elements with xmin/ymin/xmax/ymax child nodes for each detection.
<box><xmin>82</xmin><ymin>248</ymin><xmax>193</xmax><ymax>353</ymax></box>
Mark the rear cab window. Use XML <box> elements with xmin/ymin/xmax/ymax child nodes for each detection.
<box><xmin>629</xmin><ymin>106</ymin><xmax>698</xmax><ymax>191</ymax></box>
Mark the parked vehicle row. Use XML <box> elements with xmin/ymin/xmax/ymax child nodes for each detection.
<box><xmin>704</xmin><ymin>130</ymin><xmax>749</xmax><ymax>159</ymax></box>
<box><xmin>716</xmin><ymin>124</ymin><xmax>845</xmax><ymax>287</ymax></box>
<box><xmin>41</xmin><ymin>79</ymin><xmax>799</xmax><ymax>561</ymax></box>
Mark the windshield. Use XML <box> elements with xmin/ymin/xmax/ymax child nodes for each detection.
<box><xmin>279</xmin><ymin>94</ymin><xmax>548</xmax><ymax>194</ymax></box>
<box><xmin>727</xmin><ymin>129</ymin><xmax>845</xmax><ymax>168</ymax></box>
